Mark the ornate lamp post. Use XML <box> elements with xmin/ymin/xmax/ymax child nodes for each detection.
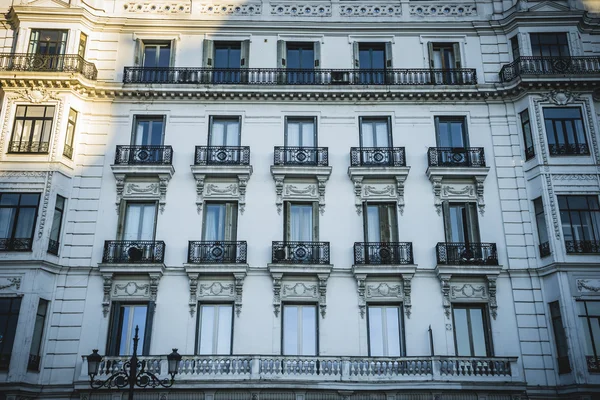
<box><xmin>86</xmin><ymin>325</ymin><xmax>182</xmax><ymax>400</ymax></box>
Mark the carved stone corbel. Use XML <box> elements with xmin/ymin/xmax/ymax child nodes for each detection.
<box><xmin>395</xmin><ymin>175</ymin><xmax>407</xmax><ymax>215</ymax></box>
<box><xmin>188</xmin><ymin>273</ymin><xmax>199</xmax><ymax>316</ymax></box>
<box><xmin>149</xmin><ymin>274</ymin><xmax>161</xmax><ymax>301</ymax></box>
<box><xmin>440</xmin><ymin>275</ymin><xmax>451</xmax><ymax>318</ymax></box>
<box><xmin>487</xmin><ymin>275</ymin><xmax>498</xmax><ymax>319</ymax></box>
<box><xmin>317</xmin><ymin>176</ymin><xmax>328</xmax><ymax>215</ymax></box>
<box><xmin>475</xmin><ymin>176</ymin><xmax>485</xmax><ymax>216</ymax></box>
<box><xmin>355</xmin><ymin>274</ymin><xmax>367</xmax><ymax>318</ymax></box>
<box><xmin>351</xmin><ymin>176</ymin><xmax>364</xmax><ymax>215</ymax></box>
<box><xmin>158</xmin><ymin>176</ymin><xmax>171</xmax><ymax>214</ymax></box>
<box><xmin>431</xmin><ymin>176</ymin><xmax>443</xmax><ymax>215</ymax></box>
<box><xmin>102</xmin><ymin>274</ymin><xmax>114</xmax><ymax>317</ymax></box>
<box><xmin>274</xmin><ymin>176</ymin><xmax>284</xmax><ymax>215</ymax></box>
<box><xmin>115</xmin><ymin>174</ymin><xmax>126</xmax><ymax>213</ymax></box>
<box><xmin>318</xmin><ymin>274</ymin><xmax>329</xmax><ymax>318</ymax></box>
<box><xmin>234</xmin><ymin>272</ymin><xmax>246</xmax><ymax>317</ymax></box>
<box><xmin>403</xmin><ymin>275</ymin><xmax>412</xmax><ymax>318</ymax></box>
<box><xmin>194</xmin><ymin>175</ymin><xmax>206</xmax><ymax>214</ymax></box>
<box><xmin>238</xmin><ymin>175</ymin><xmax>249</xmax><ymax>214</ymax></box>
<box><xmin>272</xmin><ymin>273</ymin><xmax>283</xmax><ymax>316</ymax></box>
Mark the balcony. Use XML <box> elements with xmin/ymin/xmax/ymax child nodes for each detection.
<box><xmin>436</xmin><ymin>242</ymin><xmax>498</xmax><ymax>266</ymax></box>
<box><xmin>274</xmin><ymin>146</ymin><xmax>328</xmax><ymax>167</ymax></box>
<box><xmin>123</xmin><ymin>67</ymin><xmax>477</xmax><ymax>86</ymax></box>
<box><xmin>195</xmin><ymin>146</ymin><xmax>250</xmax><ymax>166</ymax></box>
<box><xmin>81</xmin><ymin>355</ymin><xmax>521</xmax><ymax>387</ymax></box>
<box><xmin>565</xmin><ymin>240</ymin><xmax>600</xmax><ymax>254</ymax></box>
<box><xmin>350</xmin><ymin>147</ymin><xmax>406</xmax><ymax>167</ymax></box>
<box><xmin>7</xmin><ymin>140</ymin><xmax>49</xmax><ymax>154</ymax></box>
<box><xmin>0</xmin><ymin>53</ymin><xmax>98</xmax><ymax>80</ymax></box>
<box><xmin>0</xmin><ymin>238</ymin><xmax>32</xmax><ymax>252</ymax></box>
<box><xmin>100</xmin><ymin>240</ymin><xmax>166</xmax><ymax>274</ymax></box>
<box><xmin>548</xmin><ymin>143</ymin><xmax>590</xmax><ymax>156</ymax></box>
<box><xmin>114</xmin><ymin>145</ymin><xmax>173</xmax><ymax>166</ymax></box>
<box><xmin>428</xmin><ymin>147</ymin><xmax>485</xmax><ymax>168</ymax></box>
<box><xmin>500</xmin><ymin>56</ymin><xmax>600</xmax><ymax>82</ymax></box>
<box><xmin>272</xmin><ymin>241</ymin><xmax>330</xmax><ymax>265</ymax></box>
<box><xmin>187</xmin><ymin>241</ymin><xmax>247</xmax><ymax>264</ymax></box>
<box><xmin>354</xmin><ymin>242</ymin><xmax>414</xmax><ymax>265</ymax></box>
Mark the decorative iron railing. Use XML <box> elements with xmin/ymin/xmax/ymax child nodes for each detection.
<box><xmin>27</xmin><ymin>354</ymin><xmax>41</xmax><ymax>372</ymax></box>
<box><xmin>102</xmin><ymin>240</ymin><xmax>165</xmax><ymax>264</ymax></box>
<box><xmin>565</xmin><ymin>240</ymin><xmax>600</xmax><ymax>254</ymax></box>
<box><xmin>194</xmin><ymin>146</ymin><xmax>250</xmax><ymax>166</ymax></box>
<box><xmin>586</xmin><ymin>356</ymin><xmax>600</xmax><ymax>373</ymax></box>
<box><xmin>427</xmin><ymin>147</ymin><xmax>486</xmax><ymax>167</ymax></box>
<box><xmin>63</xmin><ymin>144</ymin><xmax>73</xmax><ymax>159</ymax></box>
<box><xmin>272</xmin><ymin>241</ymin><xmax>330</xmax><ymax>264</ymax></box>
<box><xmin>47</xmin><ymin>239</ymin><xmax>59</xmax><ymax>256</ymax></box>
<box><xmin>0</xmin><ymin>238</ymin><xmax>33</xmax><ymax>251</ymax></box>
<box><xmin>350</xmin><ymin>147</ymin><xmax>406</xmax><ymax>167</ymax></box>
<box><xmin>436</xmin><ymin>242</ymin><xmax>498</xmax><ymax>266</ymax></box>
<box><xmin>354</xmin><ymin>242</ymin><xmax>414</xmax><ymax>265</ymax></box>
<box><xmin>187</xmin><ymin>241</ymin><xmax>247</xmax><ymax>264</ymax></box>
<box><xmin>525</xmin><ymin>146</ymin><xmax>535</xmax><ymax>161</ymax></box>
<box><xmin>123</xmin><ymin>67</ymin><xmax>477</xmax><ymax>85</ymax></box>
<box><xmin>539</xmin><ymin>242</ymin><xmax>551</xmax><ymax>258</ymax></box>
<box><xmin>273</xmin><ymin>146</ymin><xmax>329</xmax><ymax>166</ymax></box>
<box><xmin>114</xmin><ymin>145</ymin><xmax>173</xmax><ymax>165</ymax></box>
<box><xmin>548</xmin><ymin>143</ymin><xmax>590</xmax><ymax>156</ymax></box>
<box><xmin>500</xmin><ymin>56</ymin><xmax>600</xmax><ymax>82</ymax></box>
<box><xmin>7</xmin><ymin>141</ymin><xmax>50</xmax><ymax>154</ymax></box>
<box><xmin>0</xmin><ymin>53</ymin><xmax>98</xmax><ymax>80</ymax></box>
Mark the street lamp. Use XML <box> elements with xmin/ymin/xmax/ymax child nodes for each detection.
<box><xmin>86</xmin><ymin>325</ymin><xmax>182</xmax><ymax>400</ymax></box>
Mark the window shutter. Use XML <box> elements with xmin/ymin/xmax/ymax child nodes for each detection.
<box><xmin>277</xmin><ymin>40</ymin><xmax>286</xmax><ymax>68</ymax></box>
<box><xmin>240</xmin><ymin>40</ymin><xmax>250</xmax><ymax>68</ymax></box>
<box><xmin>362</xmin><ymin>202</ymin><xmax>369</xmax><ymax>242</ymax></box>
<box><xmin>352</xmin><ymin>42</ymin><xmax>360</xmax><ymax>68</ymax></box>
<box><xmin>169</xmin><ymin>39</ymin><xmax>176</xmax><ymax>67</ymax></box>
<box><xmin>466</xmin><ymin>203</ymin><xmax>480</xmax><ymax>243</ymax></box>
<box><xmin>203</xmin><ymin>39</ymin><xmax>214</xmax><ymax>67</ymax></box>
<box><xmin>106</xmin><ymin>302</ymin><xmax>121</xmax><ymax>356</ymax></box>
<box><xmin>116</xmin><ymin>201</ymin><xmax>127</xmax><ymax>239</ymax></box>
<box><xmin>385</xmin><ymin>42</ymin><xmax>393</xmax><ymax>68</ymax></box>
<box><xmin>453</xmin><ymin>43</ymin><xmax>462</xmax><ymax>69</ymax></box>
<box><xmin>442</xmin><ymin>201</ymin><xmax>452</xmax><ymax>242</ymax></box>
<box><xmin>134</xmin><ymin>39</ymin><xmax>143</xmax><ymax>66</ymax></box>
<box><xmin>285</xmin><ymin>202</ymin><xmax>291</xmax><ymax>241</ymax></box>
<box><xmin>226</xmin><ymin>202</ymin><xmax>238</xmax><ymax>241</ymax></box>
<box><xmin>427</xmin><ymin>42</ymin><xmax>435</xmax><ymax>68</ymax></box>
<box><xmin>314</xmin><ymin>41</ymin><xmax>321</xmax><ymax>68</ymax></box>
<box><xmin>142</xmin><ymin>301</ymin><xmax>155</xmax><ymax>356</ymax></box>
<box><xmin>312</xmin><ymin>202</ymin><xmax>319</xmax><ymax>242</ymax></box>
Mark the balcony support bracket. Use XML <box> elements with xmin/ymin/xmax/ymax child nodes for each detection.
<box><xmin>348</xmin><ymin>166</ymin><xmax>410</xmax><ymax>215</ymax></box>
<box><xmin>437</xmin><ymin>272</ymin><xmax>500</xmax><ymax>320</ymax></box>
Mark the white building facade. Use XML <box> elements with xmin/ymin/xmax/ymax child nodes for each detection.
<box><xmin>0</xmin><ymin>0</ymin><xmax>599</xmax><ymax>399</ymax></box>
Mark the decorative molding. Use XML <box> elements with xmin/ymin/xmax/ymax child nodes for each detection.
<box><xmin>352</xmin><ymin>177</ymin><xmax>363</xmax><ymax>215</ymax></box>
<box><xmin>206</xmin><ymin>183</ymin><xmax>238</xmax><ymax>196</ymax></box>
<box><xmin>282</xmin><ymin>283</ymin><xmax>318</xmax><ymax>298</ymax></box>
<box><xmin>124</xmin><ymin>1</ymin><xmax>191</xmax><ymax>13</ymax></box>
<box><xmin>553</xmin><ymin>174</ymin><xmax>598</xmax><ymax>181</ymax></box>
<box><xmin>199</xmin><ymin>282</ymin><xmax>235</xmax><ymax>297</ymax></box>
<box><xmin>188</xmin><ymin>273</ymin><xmax>199</xmax><ymax>316</ymax></box>
<box><xmin>113</xmin><ymin>282</ymin><xmax>150</xmax><ymax>297</ymax></box>
<box><xmin>363</xmin><ymin>184</ymin><xmax>395</xmax><ymax>197</ymax></box>
<box><xmin>431</xmin><ymin>176</ymin><xmax>443</xmax><ymax>215</ymax></box>
<box><xmin>0</xmin><ymin>277</ymin><xmax>21</xmax><ymax>290</ymax></box>
<box><xmin>395</xmin><ymin>176</ymin><xmax>407</xmax><ymax>215</ymax></box>
<box><xmin>403</xmin><ymin>276</ymin><xmax>412</xmax><ymax>318</ymax></box>
<box><xmin>194</xmin><ymin>176</ymin><xmax>205</xmax><ymax>214</ymax></box>
<box><xmin>440</xmin><ymin>276</ymin><xmax>451</xmax><ymax>318</ymax></box>
<box><xmin>340</xmin><ymin>3</ymin><xmax>401</xmax><ymax>16</ymax></box>
<box><xmin>0</xmin><ymin>96</ymin><xmax>14</xmax><ymax>160</ymax></box>
<box><xmin>194</xmin><ymin>176</ymin><xmax>248</xmax><ymax>214</ymax></box>
<box><xmin>577</xmin><ymin>279</ymin><xmax>600</xmax><ymax>293</ymax></box>
<box><xmin>350</xmin><ymin>177</ymin><xmax>407</xmax><ymax>215</ymax></box>
<box><xmin>274</xmin><ymin>176</ymin><xmax>285</xmax><ymax>215</ymax></box>
<box><xmin>102</xmin><ymin>274</ymin><xmax>113</xmax><ymax>318</ymax></box>
<box><xmin>272</xmin><ymin>274</ymin><xmax>282</xmax><ymax>317</ymax></box>
<box><xmin>38</xmin><ymin>171</ymin><xmax>53</xmax><ymax>239</ymax></box>
<box><xmin>115</xmin><ymin>175</ymin><xmax>171</xmax><ymax>214</ymax></box>
<box><xmin>366</xmin><ymin>282</ymin><xmax>403</xmax><ymax>299</ymax></box>
<box><xmin>443</xmin><ymin>184</ymin><xmax>474</xmax><ymax>197</ymax></box>
<box><xmin>0</xmin><ymin>171</ymin><xmax>46</xmax><ymax>178</ymax></box>
<box><xmin>540</xmin><ymin>90</ymin><xmax>578</xmax><ymax>106</ymax></box>
<box><xmin>317</xmin><ymin>177</ymin><xmax>327</xmax><ymax>215</ymax></box>
<box><xmin>475</xmin><ymin>177</ymin><xmax>485</xmax><ymax>215</ymax></box>
<box><xmin>450</xmin><ymin>283</ymin><xmax>486</xmax><ymax>299</ymax></box>
<box><xmin>318</xmin><ymin>274</ymin><xmax>328</xmax><ymax>318</ymax></box>
<box><xmin>487</xmin><ymin>276</ymin><xmax>497</xmax><ymax>320</ymax></box>
<box><xmin>284</xmin><ymin>184</ymin><xmax>317</xmax><ymax>197</ymax></box>
<box><xmin>410</xmin><ymin>3</ymin><xmax>477</xmax><ymax>17</ymax></box>
<box><xmin>441</xmin><ymin>277</ymin><xmax>497</xmax><ymax>319</ymax></box>
<box><xmin>13</xmin><ymin>88</ymin><xmax>59</xmax><ymax>103</ymax></box>
<box><xmin>125</xmin><ymin>183</ymin><xmax>159</xmax><ymax>195</ymax></box>
<box><xmin>234</xmin><ymin>273</ymin><xmax>245</xmax><ymax>317</ymax></box>
<box><xmin>356</xmin><ymin>275</ymin><xmax>366</xmax><ymax>318</ymax></box>
<box><xmin>271</xmin><ymin>3</ymin><xmax>332</xmax><ymax>16</ymax></box>
<box><xmin>271</xmin><ymin>275</ymin><xmax>328</xmax><ymax>318</ymax></box>
<box><xmin>199</xmin><ymin>3</ymin><xmax>262</xmax><ymax>15</ymax></box>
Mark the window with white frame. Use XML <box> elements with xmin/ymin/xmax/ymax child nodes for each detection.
<box><xmin>197</xmin><ymin>304</ymin><xmax>233</xmax><ymax>355</ymax></box>
<box><xmin>452</xmin><ymin>304</ymin><xmax>491</xmax><ymax>357</ymax></box>
<box><xmin>282</xmin><ymin>304</ymin><xmax>317</xmax><ymax>356</ymax></box>
<box><xmin>107</xmin><ymin>303</ymin><xmax>153</xmax><ymax>356</ymax></box>
<box><xmin>367</xmin><ymin>305</ymin><xmax>403</xmax><ymax>356</ymax></box>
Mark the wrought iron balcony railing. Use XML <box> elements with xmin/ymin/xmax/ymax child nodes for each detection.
<box><xmin>0</xmin><ymin>238</ymin><xmax>33</xmax><ymax>251</ymax></box>
<box><xmin>194</xmin><ymin>146</ymin><xmax>250</xmax><ymax>166</ymax></box>
<box><xmin>525</xmin><ymin>145</ymin><xmax>535</xmax><ymax>161</ymax></box>
<box><xmin>63</xmin><ymin>144</ymin><xmax>73</xmax><ymax>159</ymax></box>
<box><xmin>539</xmin><ymin>242</ymin><xmax>551</xmax><ymax>258</ymax></box>
<box><xmin>436</xmin><ymin>242</ymin><xmax>498</xmax><ymax>266</ymax></box>
<box><xmin>102</xmin><ymin>240</ymin><xmax>165</xmax><ymax>264</ymax></box>
<box><xmin>354</xmin><ymin>242</ymin><xmax>414</xmax><ymax>265</ymax></box>
<box><xmin>187</xmin><ymin>241</ymin><xmax>247</xmax><ymax>264</ymax></box>
<box><xmin>273</xmin><ymin>146</ymin><xmax>329</xmax><ymax>166</ymax></box>
<box><xmin>0</xmin><ymin>53</ymin><xmax>98</xmax><ymax>80</ymax></box>
<box><xmin>8</xmin><ymin>141</ymin><xmax>50</xmax><ymax>154</ymax></box>
<box><xmin>565</xmin><ymin>240</ymin><xmax>600</xmax><ymax>254</ymax></box>
<box><xmin>27</xmin><ymin>354</ymin><xmax>41</xmax><ymax>372</ymax></box>
<box><xmin>114</xmin><ymin>145</ymin><xmax>173</xmax><ymax>165</ymax></box>
<box><xmin>272</xmin><ymin>241</ymin><xmax>330</xmax><ymax>264</ymax></box>
<box><xmin>47</xmin><ymin>239</ymin><xmax>59</xmax><ymax>256</ymax></box>
<box><xmin>586</xmin><ymin>356</ymin><xmax>600</xmax><ymax>373</ymax></box>
<box><xmin>350</xmin><ymin>147</ymin><xmax>406</xmax><ymax>167</ymax></box>
<box><xmin>0</xmin><ymin>353</ymin><xmax>10</xmax><ymax>371</ymax></box>
<box><xmin>123</xmin><ymin>67</ymin><xmax>477</xmax><ymax>85</ymax></box>
<box><xmin>500</xmin><ymin>56</ymin><xmax>600</xmax><ymax>82</ymax></box>
<box><xmin>548</xmin><ymin>143</ymin><xmax>590</xmax><ymax>156</ymax></box>
<box><xmin>427</xmin><ymin>147</ymin><xmax>486</xmax><ymax>168</ymax></box>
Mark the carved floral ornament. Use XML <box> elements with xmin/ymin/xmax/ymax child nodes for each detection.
<box><xmin>354</xmin><ymin>275</ymin><xmax>412</xmax><ymax>319</ymax></box>
<box><xmin>439</xmin><ymin>277</ymin><xmax>498</xmax><ymax>320</ymax></box>
<box><xmin>431</xmin><ymin>178</ymin><xmax>485</xmax><ymax>216</ymax></box>
<box><xmin>115</xmin><ymin>176</ymin><xmax>171</xmax><ymax>214</ymax></box>
<box><xmin>194</xmin><ymin>176</ymin><xmax>250</xmax><ymax>214</ymax></box>
<box><xmin>102</xmin><ymin>274</ymin><xmax>161</xmax><ymax>317</ymax></box>
<box><xmin>0</xmin><ymin>277</ymin><xmax>21</xmax><ymax>291</ymax></box>
<box><xmin>350</xmin><ymin>177</ymin><xmax>407</xmax><ymax>215</ymax></box>
<box><xmin>187</xmin><ymin>274</ymin><xmax>246</xmax><ymax>317</ymax></box>
<box><xmin>271</xmin><ymin>274</ymin><xmax>329</xmax><ymax>318</ymax></box>
<box><xmin>274</xmin><ymin>176</ymin><xmax>329</xmax><ymax>215</ymax></box>
<box><xmin>410</xmin><ymin>3</ymin><xmax>477</xmax><ymax>17</ymax></box>
<box><xmin>124</xmin><ymin>1</ymin><xmax>191</xmax><ymax>13</ymax></box>
<box><xmin>200</xmin><ymin>2</ymin><xmax>262</xmax><ymax>15</ymax></box>
<box><xmin>577</xmin><ymin>279</ymin><xmax>600</xmax><ymax>294</ymax></box>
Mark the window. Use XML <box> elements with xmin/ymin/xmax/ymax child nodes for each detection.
<box><xmin>534</xmin><ymin>198</ymin><xmax>550</xmax><ymax>257</ymax></box>
<box><xmin>28</xmin><ymin>299</ymin><xmax>49</xmax><ymax>372</ymax></box>
<box><xmin>428</xmin><ymin>42</ymin><xmax>462</xmax><ymax>84</ymax></box>
<box><xmin>510</xmin><ymin>36</ymin><xmax>520</xmax><ymax>61</ymax></box>
<box><xmin>452</xmin><ymin>304</ymin><xmax>491</xmax><ymax>356</ymax></box>
<box><xmin>205</xmin><ymin>41</ymin><xmax>250</xmax><ymax>83</ymax></box>
<box><xmin>209</xmin><ymin>117</ymin><xmax>241</xmax><ymax>147</ymax></box>
<box><xmin>520</xmin><ymin>109</ymin><xmax>534</xmax><ymax>160</ymax></box>
<box><xmin>364</xmin><ymin>203</ymin><xmax>398</xmax><ymax>243</ymax></box>
<box><xmin>530</xmin><ymin>33</ymin><xmax>569</xmax><ymax>57</ymax></box>
<box><xmin>0</xmin><ymin>193</ymin><xmax>40</xmax><ymax>251</ymax></box>
<box><xmin>107</xmin><ymin>303</ymin><xmax>154</xmax><ymax>356</ymax></box>
<box><xmin>197</xmin><ymin>304</ymin><xmax>233</xmax><ymax>355</ymax></box>
<box><xmin>283</xmin><ymin>304</ymin><xmax>317</xmax><ymax>355</ymax></box>
<box><xmin>435</xmin><ymin>116</ymin><xmax>468</xmax><ymax>148</ymax></box>
<box><xmin>28</xmin><ymin>30</ymin><xmax>67</xmax><ymax>55</ymax></box>
<box><xmin>360</xmin><ymin>117</ymin><xmax>391</xmax><ymax>148</ymax></box>
<box><xmin>355</xmin><ymin>43</ymin><xmax>392</xmax><ymax>84</ymax></box>
<box><xmin>285</xmin><ymin>43</ymin><xmax>316</xmax><ymax>84</ymax></box>
<box><xmin>578</xmin><ymin>301</ymin><xmax>600</xmax><ymax>372</ymax></box>
<box><xmin>215</xmin><ymin>42</ymin><xmax>242</xmax><ymax>68</ymax></box>
<box><xmin>9</xmin><ymin>105</ymin><xmax>55</xmax><ymax>153</ymax></box>
<box><xmin>121</xmin><ymin>202</ymin><xmax>157</xmax><ymax>241</ymax></box>
<box><xmin>285</xmin><ymin>117</ymin><xmax>316</xmax><ymax>147</ymax></box>
<box><xmin>78</xmin><ymin>32</ymin><xmax>88</xmax><ymax>59</ymax></box>
<box><xmin>543</xmin><ymin>108</ymin><xmax>588</xmax><ymax>156</ymax></box>
<box><xmin>0</xmin><ymin>298</ymin><xmax>22</xmax><ymax>370</ymax></box>
<box><xmin>558</xmin><ymin>195</ymin><xmax>600</xmax><ymax>253</ymax></box>
<box><xmin>141</xmin><ymin>42</ymin><xmax>171</xmax><ymax>68</ymax></box>
<box><xmin>48</xmin><ymin>195</ymin><xmax>65</xmax><ymax>255</ymax></box>
<box><xmin>368</xmin><ymin>305</ymin><xmax>402</xmax><ymax>356</ymax></box>
<box><xmin>133</xmin><ymin>116</ymin><xmax>164</xmax><ymax>146</ymax></box>
<box><xmin>285</xmin><ymin>202</ymin><xmax>318</xmax><ymax>242</ymax></box>
<box><xmin>549</xmin><ymin>301</ymin><xmax>571</xmax><ymax>374</ymax></box>
<box><xmin>203</xmin><ymin>202</ymin><xmax>238</xmax><ymax>241</ymax></box>
<box><xmin>64</xmin><ymin>108</ymin><xmax>77</xmax><ymax>159</ymax></box>
<box><xmin>443</xmin><ymin>202</ymin><xmax>480</xmax><ymax>244</ymax></box>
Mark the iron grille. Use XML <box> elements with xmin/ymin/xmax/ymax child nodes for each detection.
<box><xmin>353</xmin><ymin>242</ymin><xmax>413</xmax><ymax>265</ymax></box>
<box><xmin>271</xmin><ymin>241</ymin><xmax>330</xmax><ymax>264</ymax></box>
<box><xmin>27</xmin><ymin>354</ymin><xmax>41</xmax><ymax>372</ymax></box>
<box><xmin>0</xmin><ymin>53</ymin><xmax>98</xmax><ymax>80</ymax></box>
<box><xmin>273</xmin><ymin>146</ymin><xmax>328</xmax><ymax>166</ymax></box>
<box><xmin>539</xmin><ymin>242</ymin><xmax>551</xmax><ymax>258</ymax></box>
<box><xmin>7</xmin><ymin>141</ymin><xmax>50</xmax><ymax>153</ymax></box>
<box><xmin>0</xmin><ymin>238</ymin><xmax>33</xmax><ymax>251</ymax></box>
<box><xmin>114</xmin><ymin>145</ymin><xmax>173</xmax><ymax>165</ymax></box>
<box><xmin>47</xmin><ymin>239</ymin><xmax>59</xmax><ymax>256</ymax></box>
<box><xmin>565</xmin><ymin>240</ymin><xmax>600</xmax><ymax>254</ymax></box>
<box><xmin>102</xmin><ymin>240</ymin><xmax>165</xmax><ymax>263</ymax></box>
<box><xmin>500</xmin><ymin>56</ymin><xmax>600</xmax><ymax>82</ymax></box>
<box><xmin>436</xmin><ymin>242</ymin><xmax>498</xmax><ymax>266</ymax></box>
<box><xmin>427</xmin><ymin>147</ymin><xmax>486</xmax><ymax>167</ymax></box>
<box><xmin>194</xmin><ymin>146</ymin><xmax>250</xmax><ymax>166</ymax></box>
<box><xmin>349</xmin><ymin>147</ymin><xmax>406</xmax><ymax>167</ymax></box>
<box><xmin>187</xmin><ymin>241</ymin><xmax>247</xmax><ymax>264</ymax></box>
<box><xmin>548</xmin><ymin>143</ymin><xmax>590</xmax><ymax>156</ymax></box>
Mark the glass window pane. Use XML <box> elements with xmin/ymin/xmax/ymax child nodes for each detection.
<box><xmin>453</xmin><ymin>308</ymin><xmax>471</xmax><ymax>356</ymax></box>
<box><xmin>586</xmin><ymin>301</ymin><xmax>600</xmax><ymax>316</ymax></box>
<box><xmin>301</xmin><ymin>306</ymin><xmax>316</xmax><ymax>356</ymax></box>
<box><xmin>216</xmin><ymin>306</ymin><xmax>233</xmax><ymax>354</ymax></box>
<box><xmin>385</xmin><ymin>307</ymin><xmax>401</xmax><ymax>356</ymax></box>
<box><xmin>14</xmin><ymin>208</ymin><xmax>36</xmax><ymax>238</ymax></box>
<box><xmin>283</xmin><ymin>306</ymin><xmax>298</xmax><ymax>355</ymax></box>
<box><xmin>469</xmin><ymin>308</ymin><xmax>487</xmax><ymax>356</ymax></box>
<box><xmin>199</xmin><ymin>306</ymin><xmax>215</xmax><ymax>354</ymax></box>
<box><xmin>581</xmin><ymin>317</ymin><xmax>595</xmax><ymax>356</ymax></box>
<box><xmin>368</xmin><ymin>307</ymin><xmax>384</xmax><ymax>356</ymax></box>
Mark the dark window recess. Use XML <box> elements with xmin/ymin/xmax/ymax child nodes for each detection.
<box><xmin>543</xmin><ymin>107</ymin><xmax>589</xmax><ymax>156</ymax></box>
<box><xmin>286</xmin><ymin>43</ymin><xmax>315</xmax><ymax>84</ymax></box>
<box><xmin>358</xmin><ymin>44</ymin><xmax>386</xmax><ymax>84</ymax></box>
<box><xmin>530</xmin><ymin>33</ymin><xmax>570</xmax><ymax>57</ymax></box>
<box><xmin>63</xmin><ymin>108</ymin><xmax>77</xmax><ymax>159</ymax></box>
<box><xmin>559</xmin><ymin>195</ymin><xmax>600</xmax><ymax>254</ymax></box>
<box><xmin>0</xmin><ymin>298</ymin><xmax>22</xmax><ymax>371</ymax></box>
<box><xmin>0</xmin><ymin>193</ymin><xmax>40</xmax><ymax>251</ymax></box>
<box><xmin>549</xmin><ymin>301</ymin><xmax>571</xmax><ymax>374</ymax></box>
<box><xmin>106</xmin><ymin>302</ymin><xmax>154</xmax><ymax>356</ymax></box>
<box><xmin>533</xmin><ymin>198</ymin><xmax>550</xmax><ymax>258</ymax></box>
<box><xmin>511</xmin><ymin>36</ymin><xmax>520</xmax><ymax>61</ymax></box>
<box><xmin>28</xmin><ymin>30</ymin><xmax>67</xmax><ymax>55</ymax></box>
<box><xmin>9</xmin><ymin>105</ymin><xmax>55</xmax><ymax>153</ymax></box>
<box><xmin>452</xmin><ymin>304</ymin><xmax>491</xmax><ymax>357</ymax></box>
<box><xmin>578</xmin><ymin>301</ymin><xmax>600</xmax><ymax>373</ymax></box>
<box><xmin>48</xmin><ymin>195</ymin><xmax>65</xmax><ymax>255</ymax></box>
<box><xmin>28</xmin><ymin>299</ymin><xmax>49</xmax><ymax>372</ymax></box>
<box><xmin>520</xmin><ymin>109</ymin><xmax>534</xmax><ymax>161</ymax></box>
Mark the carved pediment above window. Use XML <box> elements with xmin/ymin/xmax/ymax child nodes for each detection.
<box><xmin>115</xmin><ymin>176</ymin><xmax>171</xmax><ymax>214</ymax></box>
<box><xmin>191</xmin><ymin>166</ymin><xmax>252</xmax><ymax>214</ymax></box>
<box><xmin>354</xmin><ymin>274</ymin><xmax>413</xmax><ymax>319</ymax></box>
<box><xmin>438</xmin><ymin>275</ymin><xmax>498</xmax><ymax>320</ymax></box>
<box><xmin>271</xmin><ymin>166</ymin><xmax>332</xmax><ymax>214</ymax></box>
<box><xmin>348</xmin><ymin>165</ymin><xmax>409</xmax><ymax>215</ymax></box>
<box><xmin>269</xmin><ymin>272</ymin><xmax>330</xmax><ymax>318</ymax></box>
<box><xmin>429</xmin><ymin>176</ymin><xmax>487</xmax><ymax>216</ymax></box>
